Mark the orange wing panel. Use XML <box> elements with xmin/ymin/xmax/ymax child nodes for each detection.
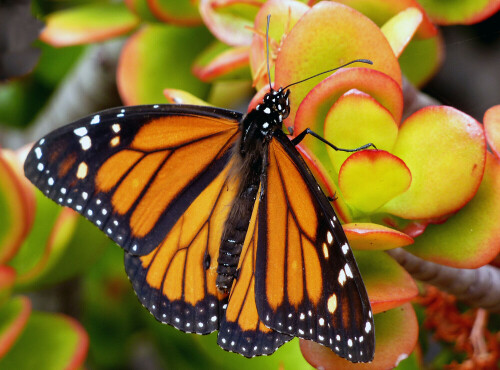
<box><xmin>130</xmin><ymin>130</ymin><xmax>236</xmax><ymax>238</ymax></box>
<box><xmin>96</xmin><ymin>150</ymin><xmax>144</xmax><ymax>192</ymax></box>
<box><xmin>125</xmin><ymin>161</ymin><xmax>238</xmax><ymax>334</ymax></box>
<box><xmin>218</xmin><ymin>194</ymin><xmax>291</xmax><ymax>357</ymax></box>
<box><xmin>131</xmin><ymin>115</ymin><xmax>238</xmax><ymax>151</ymax></box>
<box><xmin>255</xmin><ymin>134</ymin><xmax>375</xmax><ymax>363</ymax></box>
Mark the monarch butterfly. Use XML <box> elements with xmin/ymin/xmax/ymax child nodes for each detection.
<box><xmin>24</xmin><ymin>17</ymin><xmax>375</xmax><ymax>363</ymax></box>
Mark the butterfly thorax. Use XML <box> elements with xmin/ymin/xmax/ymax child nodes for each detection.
<box><xmin>239</xmin><ymin>88</ymin><xmax>291</xmax><ymax>156</ymax></box>
<box><xmin>216</xmin><ymin>87</ymin><xmax>291</xmax><ymax>293</ymax></box>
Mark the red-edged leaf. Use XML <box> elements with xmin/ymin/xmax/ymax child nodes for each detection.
<box><xmin>417</xmin><ymin>0</ymin><xmax>500</xmax><ymax>25</ymax></box>
<box><xmin>0</xmin><ymin>151</ymin><xmax>35</xmax><ymax>265</ymax></box>
<box><xmin>484</xmin><ymin>105</ymin><xmax>500</xmax><ymax>159</ymax></box>
<box><xmin>124</xmin><ymin>0</ymin><xmax>159</xmax><ymax>22</ymax></box>
<box><xmin>199</xmin><ymin>0</ymin><xmax>266</xmax><ymax>46</ymax></box>
<box><xmin>40</xmin><ymin>3</ymin><xmax>139</xmax><ymax>47</ymax></box>
<box><xmin>333</xmin><ymin>0</ymin><xmax>437</xmax><ymax>39</ymax></box>
<box><xmin>275</xmin><ymin>1</ymin><xmax>402</xmax><ymax>126</ymax></box>
<box><xmin>117</xmin><ymin>24</ymin><xmax>212</xmax><ymax>105</ymax></box>
<box><xmin>383</xmin><ymin>106</ymin><xmax>486</xmax><ymax>219</ymax></box>
<box><xmin>381</xmin><ymin>7</ymin><xmax>423</xmax><ymax>57</ymax></box>
<box><xmin>249</xmin><ymin>0</ymin><xmax>310</xmax><ymax>89</ymax></box>
<box><xmin>10</xmin><ymin>205</ymin><xmax>108</xmax><ymax>290</ymax></box>
<box><xmin>356</xmin><ymin>251</ymin><xmax>418</xmax><ymax>314</ymax></box>
<box><xmin>344</xmin><ymin>223</ymin><xmax>414</xmax><ymax>251</ymax></box>
<box><xmin>147</xmin><ymin>0</ymin><xmax>202</xmax><ymax>26</ymax></box>
<box><xmin>404</xmin><ymin>153</ymin><xmax>500</xmax><ymax>268</ymax></box>
<box><xmin>0</xmin><ymin>266</ymin><xmax>16</xmax><ymax>305</ymax></box>
<box><xmin>193</xmin><ymin>43</ymin><xmax>250</xmax><ymax>82</ymax></box>
<box><xmin>339</xmin><ymin>150</ymin><xmax>411</xmax><ymax>214</ymax></box>
<box><xmin>0</xmin><ymin>311</ymin><xmax>88</xmax><ymax>369</ymax></box>
<box><xmin>0</xmin><ymin>296</ymin><xmax>31</xmax><ymax>359</ymax></box>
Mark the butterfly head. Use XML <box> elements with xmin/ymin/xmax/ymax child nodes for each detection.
<box><xmin>255</xmin><ymin>87</ymin><xmax>290</xmax><ymax>135</ymax></box>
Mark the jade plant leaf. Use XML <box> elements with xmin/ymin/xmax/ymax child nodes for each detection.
<box><xmin>41</xmin><ymin>3</ymin><xmax>139</xmax><ymax>47</ymax></box>
<box><xmin>355</xmin><ymin>251</ymin><xmax>418</xmax><ymax>313</ymax></box>
<box><xmin>0</xmin><ymin>310</ymin><xmax>88</xmax><ymax>369</ymax></box>
<box><xmin>147</xmin><ymin>0</ymin><xmax>202</xmax><ymax>25</ymax></box>
<box><xmin>0</xmin><ymin>296</ymin><xmax>31</xmax><ymax>359</ymax></box>
<box><xmin>117</xmin><ymin>24</ymin><xmax>212</xmax><ymax>105</ymax></box>
<box><xmin>0</xmin><ymin>153</ymin><xmax>35</xmax><ymax>265</ymax></box>
<box><xmin>382</xmin><ymin>106</ymin><xmax>486</xmax><ymax>219</ymax></box>
<box><xmin>417</xmin><ymin>0</ymin><xmax>500</xmax><ymax>25</ymax></box>
<box><xmin>344</xmin><ymin>223</ymin><xmax>414</xmax><ymax>251</ymax></box>
<box><xmin>404</xmin><ymin>153</ymin><xmax>500</xmax><ymax>268</ymax></box>
<box><xmin>484</xmin><ymin>105</ymin><xmax>500</xmax><ymax>158</ymax></box>
<box><xmin>275</xmin><ymin>1</ymin><xmax>402</xmax><ymax>126</ymax></box>
<box><xmin>339</xmin><ymin>150</ymin><xmax>411</xmax><ymax>214</ymax></box>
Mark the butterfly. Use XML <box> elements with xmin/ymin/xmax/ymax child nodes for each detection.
<box><xmin>23</xmin><ymin>20</ymin><xmax>375</xmax><ymax>364</ymax></box>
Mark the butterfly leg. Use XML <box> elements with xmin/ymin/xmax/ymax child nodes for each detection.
<box><xmin>291</xmin><ymin>128</ymin><xmax>377</xmax><ymax>152</ymax></box>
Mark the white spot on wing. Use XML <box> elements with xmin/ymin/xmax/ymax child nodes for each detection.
<box><xmin>34</xmin><ymin>147</ymin><xmax>42</xmax><ymax>159</ymax></box>
<box><xmin>77</xmin><ymin>162</ymin><xmax>88</xmax><ymax>179</ymax></box>
<box><xmin>344</xmin><ymin>263</ymin><xmax>353</xmax><ymax>278</ymax></box>
<box><xmin>327</xmin><ymin>231</ymin><xmax>333</xmax><ymax>244</ymax></box>
<box><xmin>338</xmin><ymin>269</ymin><xmax>347</xmax><ymax>286</ymax></box>
<box><xmin>327</xmin><ymin>294</ymin><xmax>337</xmax><ymax>314</ymax></box>
<box><xmin>90</xmin><ymin>115</ymin><xmax>100</xmax><ymax>124</ymax></box>
<box><xmin>342</xmin><ymin>243</ymin><xmax>349</xmax><ymax>255</ymax></box>
<box><xmin>73</xmin><ymin>127</ymin><xmax>88</xmax><ymax>136</ymax></box>
<box><xmin>79</xmin><ymin>136</ymin><xmax>91</xmax><ymax>150</ymax></box>
<box><xmin>365</xmin><ymin>321</ymin><xmax>372</xmax><ymax>333</ymax></box>
<box><xmin>112</xmin><ymin>123</ymin><xmax>121</xmax><ymax>133</ymax></box>
<box><xmin>322</xmin><ymin>243</ymin><xmax>329</xmax><ymax>259</ymax></box>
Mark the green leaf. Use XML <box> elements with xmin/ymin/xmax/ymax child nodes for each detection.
<box><xmin>0</xmin><ymin>296</ymin><xmax>31</xmax><ymax>358</ymax></box>
<box><xmin>41</xmin><ymin>2</ymin><xmax>139</xmax><ymax>46</ymax></box>
<box><xmin>417</xmin><ymin>0</ymin><xmax>500</xmax><ymax>25</ymax></box>
<box><xmin>405</xmin><ymin>153</ymin><xmax>500</xmax><ymax>268</ymax></box>
<box><xmin>117</xmin><ymin>24</ymin><xmax>212</xmax><ymax>105</ymax></box>
<box><xmin>148</xmin><ymin>0</ymin><xmax>201</xmax><ymax>25</ymax></box>
<box><xmin>0</xmin><ymin>155</ymin><xmax>34</xmax><ymax>264</ymax></box>
<box><xmin>0</xmin><ymin>310</ymin><xmax>88</xmax><ymax>370</ymax></box>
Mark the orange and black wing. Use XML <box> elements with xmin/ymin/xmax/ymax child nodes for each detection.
<box><xmin>217</xmin><ymin>193</ymin><xmax>292</xmax><ymax>357</ymax></box>
<box><xmin>24</xmin><ymin>104</ymin><xmax>242</xmax><ymax>333</ymax></box>
<box><xmin>24</xmin><ymin>104</ymin><xmax>241</xmax><ymax>256</ymax></box>
<box><xmin>255</xmin><ymin>131</ymin><xmax>375</xmax><ymax>363</ymax></box>
<box><xmin>124</xmin><ymin>162</ymin><xmax>239</xmax><ymax>333</ymax></box>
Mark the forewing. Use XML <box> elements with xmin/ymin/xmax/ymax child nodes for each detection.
<box><xmin>255</xmin><ymin>131</ymin><xmax>375</xmax><ymax>363</ymax></box>
<box><xmin>218</xmin><ymin>194</ymin><xmax>292</xmax><ymax>357</ymax></box>
<box><xmin>124</xmin><ymin>162</ymin><xmax>238</xmax><ymax>333</ymax></box>
<box><xmin>24</xmin><ymin>104</ymin><xmax>241</xmax><ymax>255</ymax></box>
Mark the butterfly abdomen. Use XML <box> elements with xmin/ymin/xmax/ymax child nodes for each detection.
<box><xmin>216</xmin><ymin>118</ymin><xmax>266</xmax><ymax>292</ymax></box>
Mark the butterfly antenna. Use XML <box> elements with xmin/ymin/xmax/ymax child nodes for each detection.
<box><xmin>283</xmin><ymin>59</ymin><xmax>373</xmax><ymax>90</ymax></box>
<box><xmin>266</xmin><ymin>14</ymin><xmax>272</xmax><ymax>91</ymax></box>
